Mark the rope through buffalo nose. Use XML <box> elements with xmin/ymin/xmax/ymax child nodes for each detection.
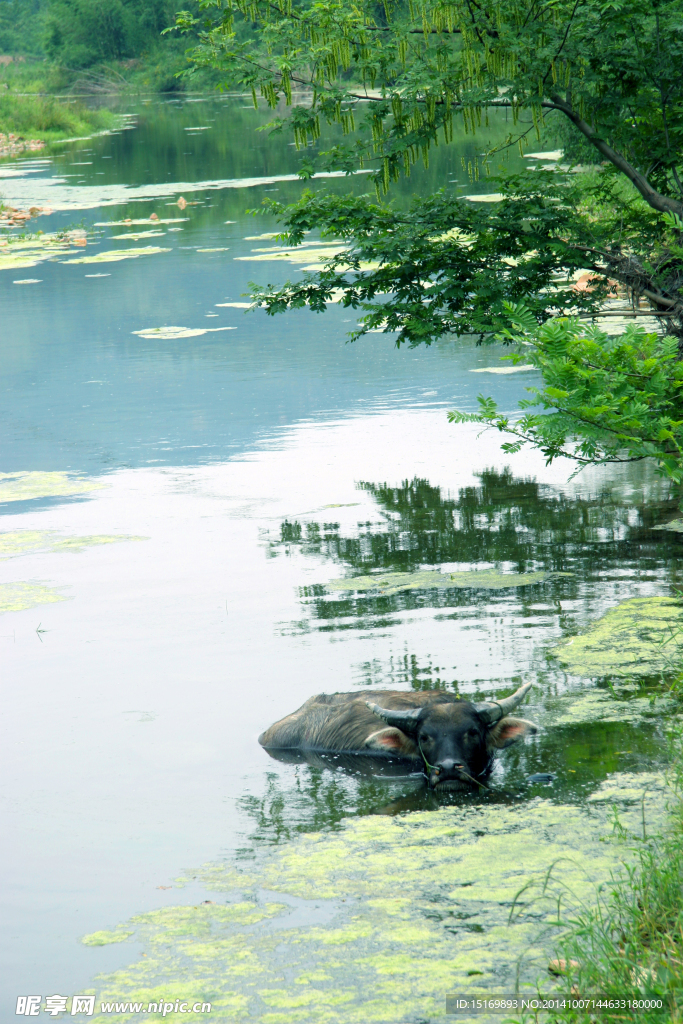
<box><xmin>418</xmin><ymin>739</ymin><xmax>487</xmax><ymax>790</ymax></box>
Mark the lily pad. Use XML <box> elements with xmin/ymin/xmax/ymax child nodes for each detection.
<box><xmin>525</xmin><ymin>150</ymin><xmax>563</xmax><ymax>161</ymax></box>
<box><xmin>551</xmin><ymin>596</ymin><xmax>683</xmax><ymax>677</ymax></box>
<box><xmin>110</xmin><ymin>230</ymin><xmax>166</xmax><ymax>240</ymax></box>
<box><xmin>328</xmin><ymin>568</ymin><xmax>572</xmax><ymax>596</ymax></box>
<box><xmin>0</xmin><ymin>531</ymin><xmax>146</xmax><ymax>560</ymax></box>
<box><xmin>0</xmin><ymin>582</ymin><xmax>68</xmax><ymax>614</ymax></box>
<box><xmin>62</xmin><ymin>246</ymin><xmax>171</xmax><ymax>265</ymax></box>
<box><xmin>236</xmin><ymin>246</ymin><xmax>348</xmax><ymax>265</ymax></box>
<box><xmin>81</xmin><ymin>777</ymin><xmax>667</xmax><ymax>1023</ymax></box>
<box><xmin>94</xmin><ymin>218</ymin><xmax>188</xmax><ymax>227</ymax></box>
<box><xmin>0</xmin><ymin>471</ymin><xmax>103</xmax><ymax>503</ymax></box>
<box><xmin>470</xmin><ymin>365</ymin><xmax>536</xmax><ymax>375</ymax></box>
<box><xmin>131</xmin><ymin>326</ymin><xmax>237</xmax><ymax>340</ymax></box>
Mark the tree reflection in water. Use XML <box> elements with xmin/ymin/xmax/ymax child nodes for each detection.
<box><xmin>269</xmin><ymin>469</ymin><xmax>682</xmax><ymax>635</ymax></box>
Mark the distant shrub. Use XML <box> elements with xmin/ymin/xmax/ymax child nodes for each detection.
<box><xmin>43</xmin><ymin>0</ymin><xmax>180</xmax><ymax>69</ymax></box>
<box><xmin>0</xmin><ymin>0</ymin><xmax>46</xmax><ymax>56</ymax></box>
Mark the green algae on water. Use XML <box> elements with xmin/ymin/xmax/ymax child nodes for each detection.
<box><xmin>551</xmin><ymin>596</ymin><xmax>683</xmax><ymax>677</ymax></box>
<box><xmin>542</xmin><ymin>687</ymin><xmax>678</xmax><ymax>727</ymax></box>
<box><xmin>586</xmin><ymin>771</ymin><xmax>667</xmax><ymax>805</ymax></box>
<box><xmin>328</xmin><ymin>568</ymin><xmax>572</xmax><ymax>596</ymax></box>
<box><xmin>0</xmin><ymin>531</ymin><xmax>146</xmax><ymax>560</ymax></box>
<box><xmin>0</xmin><ymin>581</ymin><xmax>68</xmax><ymax>613</ymax></box>
<box><xmin>82</xmin><ymin>930</ymin><xmax>134</xmax><ymax>947</ymax></box>
<box><xmin>0</xmin><ymin>471</ymin><xmax>103</xmax><ymax>503</ymax></box>
<box><xmin>79</xmin><ymin>777</ymin><xmax>667</xmax><ymax>1024</ymax></box>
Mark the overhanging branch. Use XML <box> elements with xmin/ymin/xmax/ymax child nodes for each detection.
<box><xmin>549</xmin><ymin>92</ymin><xmax>683</xmax><ymax>218</ymax></box>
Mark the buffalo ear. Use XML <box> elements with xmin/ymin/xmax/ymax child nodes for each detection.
<box><xmin>487</xmin><ymin>717</ymin><xmax>537</xmax><ymax>750</ymax></box>
<box><xmin>365</xmin><ymin>728</ymin><xmax>418</xmax><ymax>757</ymax></box>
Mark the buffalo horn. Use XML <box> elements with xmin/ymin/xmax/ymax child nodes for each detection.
<box><xmin>366</xmin><ymin>701</ymin><xmax>422</xmax><ymax>735</ymax></box>
<box><xmin>474</xmin><ymin>680</ymin><xmax>534</xmax><ymax>725</ymax></box>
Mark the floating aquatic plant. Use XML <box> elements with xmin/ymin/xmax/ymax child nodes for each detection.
<box><xmin>0</xmin><ymin>471</ymin><xmax>103</xmax><ymax>503</ymax></box>
<box><xmin>543</xmin><ymin>687</ymin><xmax>676</xmax><ymax>727</ymax></box>
<box><xmin>131</xmin><ymin>326</ymin><xmax>237</xmax><ymax>340</ymax></box>
<box><xmin>0</xmin><ymin>231</ymin><xmax>88</xmax><ymax>272</ymax></box>
<box><xmin>327</xmin><ymin>568</ymin><xmax>572</xmax><ymax>596</ymax></box>
<box><xmin>63</xmin><ymin>246</ymin><xmax>171</xmax><ymax>265</ymax></box>
<box><xmin>78</xmin><ymin>776</ymin><xmax>667</xmax><ymax>1023</ymax></box>
<box><xmin>0</xmin><ymin>531</ymin><xmax>146</xmax><ymax>560</ymax></box>
<box><xmin>110</xmin><ymin>230</ymin><xmax>166</xmax><ymax>240</ymax></box>
<box><xmin>236</xmin><ymin>246</ymin><xmax>347</xmax><ymax>264</ymax></box>
<box><xmin>0</xmin><ymin>581</ymin><xmax>68</xmax><ymax>614</ymax></box>
<box><xmin>94</xmin><ymin>219</ymin><xmax>188</xmax><ymax>227</ymax></box>
<box><xmin>82</xmin><ymin>930</ymin><xmax>134</xmax><ymax>947</ymax></box>
<box><xmin>552</xmin><ymin>596</ymin><xmax>683</xmax><ymax>677</ymax></box>
<box><xmin>469</xmin><ymin>365</ymin><xmax>536</xmax><ymax>374</ymax></box>
<box><xmin>653</xmin><ymin>519</ymin><xmax>683</xmax><ymax>533</ymax></box>
<box><xmin>0</xmin><ymin>171</ymin><xmax>369</xmax><ymax>214</ymax></box>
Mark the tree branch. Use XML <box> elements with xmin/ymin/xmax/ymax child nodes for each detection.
<box><xmin>549</xmin><ymin>92</ymin><xmax>683</xmax><ymax>217</ymax></box>
<box><xmin>478</xmin><ymin>419</ymin><xmax>650</xmax><ymax>465</ymax></box>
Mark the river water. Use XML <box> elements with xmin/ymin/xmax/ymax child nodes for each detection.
<box><xmin>1</xmin><ymin>96</ymin><xmax>681</xmax><ymax>1021</ymax></box>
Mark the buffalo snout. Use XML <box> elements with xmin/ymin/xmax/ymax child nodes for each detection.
<box><xmin>428</xmin><ymin>758</ymin><xmax>472</xmax><ymax>790</ymax></box>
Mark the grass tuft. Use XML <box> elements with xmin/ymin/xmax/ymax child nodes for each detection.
<box><xmin>533</xmin><ymin>742</ymin><xmax>683</xmax><ymax>1023</ymax></box>
<box><xmin>0</xmin><ymin>93</ymin><xmax>116</xmax><ymax>145</ymax></box>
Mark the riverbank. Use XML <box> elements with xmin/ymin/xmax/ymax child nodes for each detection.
<box><xmin>547</xmin><ymin>738</ymin><xmax>683</xmax><ymax>1023</ymax></box>
<box><xmin>0</xmin><ymin>48</ymin><xmax>223</xmax><ymax>102</ymax></box>
<box><xmin>0</xmin><ymin>93</ymin><xmax>116</xmax><ymax>155</ymax></box>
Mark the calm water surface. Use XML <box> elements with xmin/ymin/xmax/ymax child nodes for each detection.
<box><xmin>1</xmin><ymin>97</ymin><xmax>681</xmax><ymax>1018</ymax></box>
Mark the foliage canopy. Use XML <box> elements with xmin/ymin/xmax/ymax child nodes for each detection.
<box><xmin>43</xmin><ymin>0</ymin><xmax>180</xmax><ymax>68</ymax></box>
<box><xmin>178</xmin><ymin>0</ymin><xmax>683</xmax><ymax>346</ymax></box>
<box><xmin>0</xmin><ymin>0</ymin><xmax>199</xmax><ymax>73</ymax></box>
<box><xmin>177</xmin><ymin>0</ymin><xmax>683</xmax><ymax>481</ymax></box>
<box><xmin>0</xmin><ymin>0</ymin><xmax>44</xmax><ymax>54</ymax></box>
<box><xmin>450</xmin><ymin>306</ymin><xmax>683</xmax><ymax>481</ymax></box>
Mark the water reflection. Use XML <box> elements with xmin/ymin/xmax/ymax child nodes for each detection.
<box><xmin>243</xmin><ymin>715</ymin><xmax>667</xmax><ymax>849</ymax></box>
<box><xmin>238</xmin><ymin>465</ymin><xmax>678</xmax><ymax>845</ymax></box>
<box><xmin>269</xmin><ymin>470</ymin><xmax>682</xmax><ymax>638</ymax></box>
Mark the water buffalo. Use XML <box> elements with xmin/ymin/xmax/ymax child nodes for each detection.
<box><xmin>259</xmin><ymin>681</ymin><xmax>537</xmax><ymax>789</ymax></box>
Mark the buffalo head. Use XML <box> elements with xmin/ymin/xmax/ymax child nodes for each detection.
<box><xmin>366</xmin><ymin>681</ymin><xmax>537</xmax><ymax>789</ymax></box>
